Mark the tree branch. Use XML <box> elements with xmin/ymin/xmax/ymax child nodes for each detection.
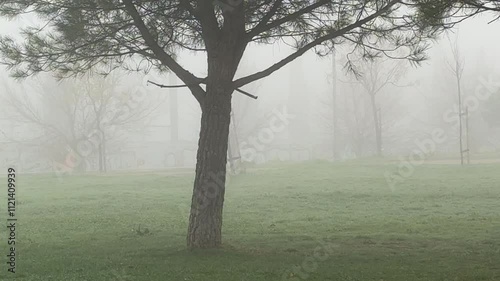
<box><xmin>234</xmin><ymin>0</ymin><xmax>399</xmax><ymax>88</ymax></box>
<box><xmin>246</xmin><ymin>0</ymin><xmax>329</xmax><ymax>40</ymax></box>
<box><xmin>246</xmin><ymin>0</ymin><xmax>283</xmax><ymax>39</ymax></box>
<box><xmin>121</xmin><ymin>0</ymin><xmax>206</xmax><ymax>104</ymax></box>
<box><xmin>148</xmin><ymin>80</ymin><xmax>258</xmax><ymax>99</ymax></box>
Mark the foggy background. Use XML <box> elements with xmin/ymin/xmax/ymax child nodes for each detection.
<box><xmin>1</xmin><ymin>14</ymin><xmax>499</xmax><ymax>174</ymax></box>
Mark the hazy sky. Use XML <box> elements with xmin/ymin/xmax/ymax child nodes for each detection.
<box><xmin>1</xmin><ymin>11</ymin><xmax>499</xmax><ymax>151</ymax></box>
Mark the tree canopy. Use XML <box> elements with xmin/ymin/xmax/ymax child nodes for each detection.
<box><xmin>1</xmin><ymin>1</ymin><xmax>497</xmax><ymax>92</ymax></box>
<box><xmin>0</xmin><ymin>1</ymin><xmax>456</xmax><ymax>101</ymax></box>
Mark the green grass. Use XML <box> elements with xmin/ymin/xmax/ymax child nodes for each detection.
<box><xmin>1</xmin><ymin>161</ymin><xmax>500</xmax><ymax>280</ymax></box>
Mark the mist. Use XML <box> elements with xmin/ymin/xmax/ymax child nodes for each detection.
<box><xmin>0</xmin><ymin>3</ymin><xmax>499</xmax><ymax>281</ymax></box>
<box><xmin>1</xmin><ymin>16</ymin><xmax>499</xmax><ymax>171</ymax></box>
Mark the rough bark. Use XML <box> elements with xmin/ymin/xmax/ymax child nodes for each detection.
<box><xmin>187</xmin><ymin>86</ymin><xmax>232</xmax><ymax>249</ymax></box>
<box><xmin>187</xmin><ymin>47</ymin><xmax>239</xmax><ymax>249</ymax></box>
<box><xmin>186</xmin><ymin>1</ymin><xmax>246</xmax><ymax>246</ymax></box>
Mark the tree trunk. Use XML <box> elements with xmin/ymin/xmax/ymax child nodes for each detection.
<box><xmin>187</xmin><ymin>80</ymin><xmax>233</xmax><ymax>249</ymax></box>
<box><xmin>331</xmin><ymin>50</ymin><xmax>339</xmax><ymax>161</ymax></box>
<box><xmin>370</xmin><ymin>94</ymin><xmax>382</xmax><ymax>156</ymax></box>
<box><xmin>98</xmin><ymin>142</ymin><xmax>103</xmax><ymax>173</ymax></box>
<box><xmin>102</xmin><ymin>131</ymin><xmax>107</xmax><ymax>173</ymax></box>
<box><xmin>186</xmin><ymin>17</ymin><xmax>245</xmax><ymax>247</ymax></box>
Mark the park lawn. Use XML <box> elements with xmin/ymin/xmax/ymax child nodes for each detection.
<box><xmin>1</xmin><ymin>161</ymin><xmax>499</xmax><ymax>281</ymax></box>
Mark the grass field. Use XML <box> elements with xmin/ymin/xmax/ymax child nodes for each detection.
<box><xmin>1</xmin><ymin>161</ymin><xmax>499</xmax><ymax>281</ymax></box>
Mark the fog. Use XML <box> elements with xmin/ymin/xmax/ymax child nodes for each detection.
<box><xmin>1</xmin><ymin>15</ymin><xmax>499</xmax><ymax>173</ymax></box>
<box><xmin>1</xmin><ymin>3</ymin><xmax>500</xmax><ymax>280</ymax></box>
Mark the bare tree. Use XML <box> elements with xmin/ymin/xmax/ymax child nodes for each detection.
<box><xmin>2</xmin><ymin>75</ymin><xmax>92</xmax><ymax>171</ymax></box>
<box><xmin>1</xmin><ymin>73</ymin><xmax>159</xmax><ymax>172</ymax></box>
<box><xmin>445</xmin><ymin>33</ymin><xmax>467</xmax><ymax>164</ymax></box>
<box><xmin>349</xmin><ymin>59</ymin><xmax>406</xmax><ymax>156</ymax></box>
<box><xmin>342</xmin><ymin>83</ymin><xmax>374</xmax><ymax>157</ymax></box>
